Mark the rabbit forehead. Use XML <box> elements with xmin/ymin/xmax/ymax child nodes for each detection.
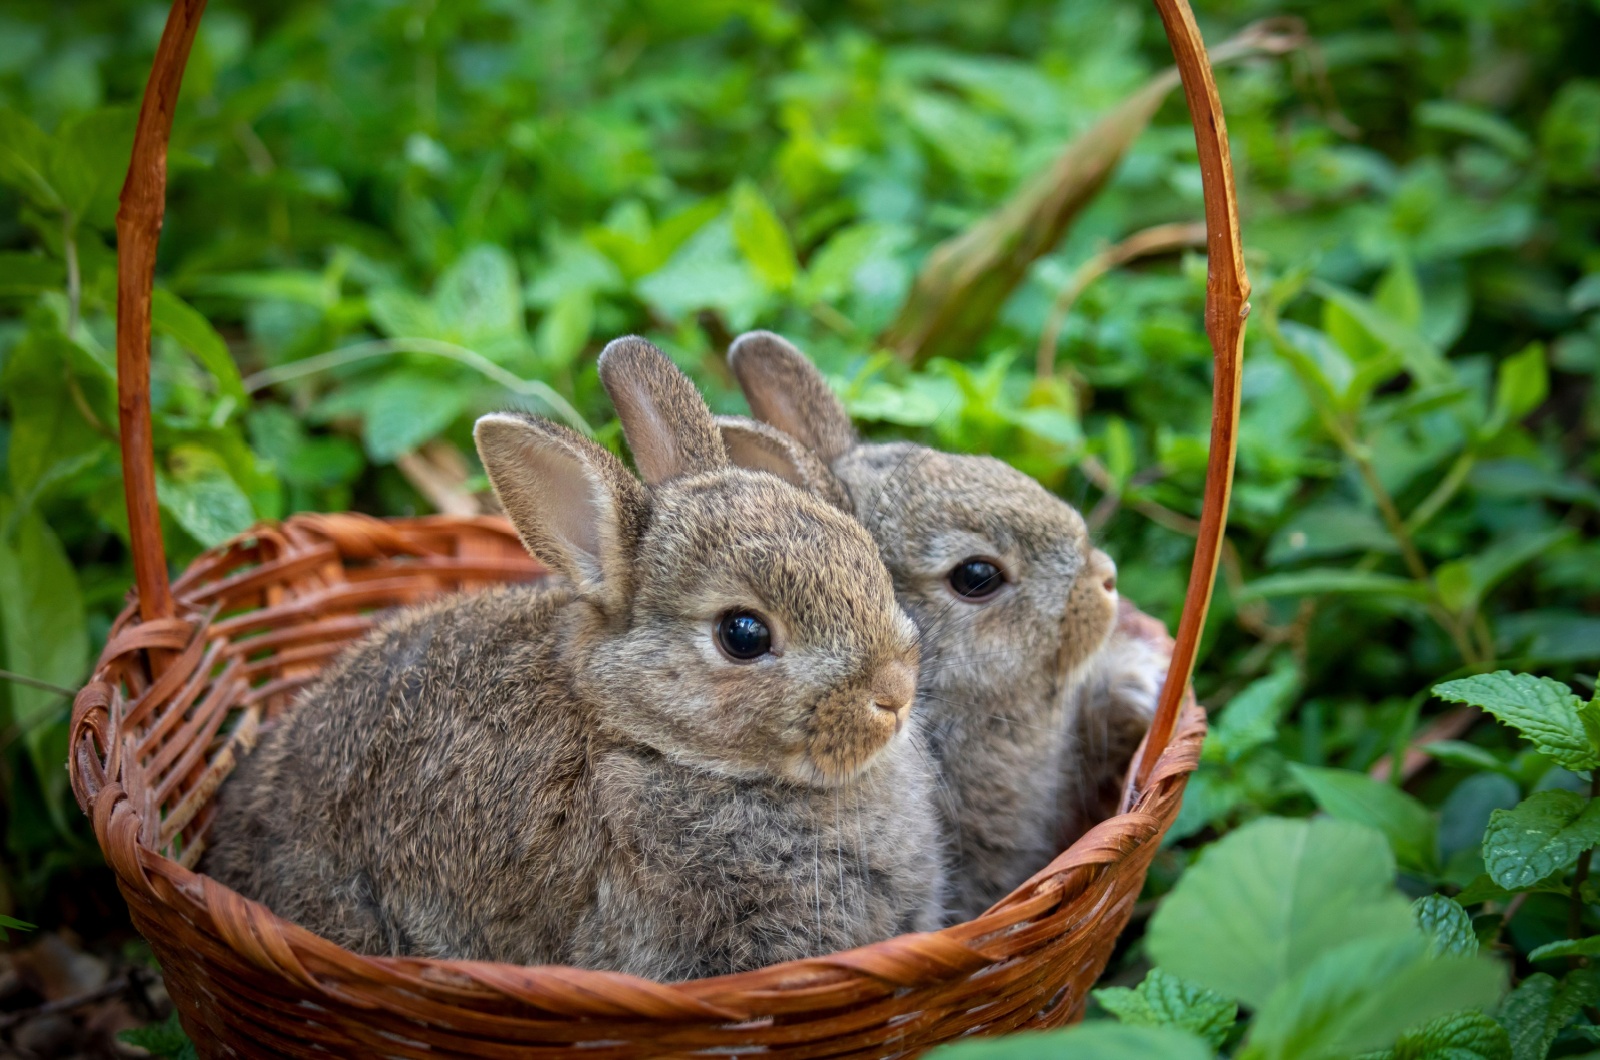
<box><xmin>838</xmin><ymin>443</ymin><xmax>1090</xmax><ymax>572</ymax></box>
<box><xmin>636</xmin><ymin>469</ymin><xmax>910</xmax><ymax>647</ymax></box>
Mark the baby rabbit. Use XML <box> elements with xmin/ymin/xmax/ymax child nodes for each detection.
<box><xmin>205</xmin><ymin>336</ymin><xmax>944</xmax><ymax>980</ymax></box>
<box><xmin>719</xmin><ymin>331</ymin><xmax>1164</xmax><ymax>921</ymax></box>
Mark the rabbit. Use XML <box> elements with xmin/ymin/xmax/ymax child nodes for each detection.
<box><xmin>204</xmin><ymin>336</ymin><xmax>945</xmax><ymax>981</ymax></box>
<box><xmin>718</xmin><ymin>330</ymin><xmax>1167</xmax><ymax>922</ymax></box>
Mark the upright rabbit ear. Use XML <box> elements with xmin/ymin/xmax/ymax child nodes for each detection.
<box><xmin>598</xmin><ymin>336</ymin><xmax>727</xmax><ymax>486</ymax></box>
<box><xmin>474</xmin><ymin>412</ymin><xmax>645</xmax><ymax>617</ymax></box>
<box><xmin>715</xmin><ymin>415</ymin><xmax>855</xmax><ymax>514</ymax></box>
<box><xmin>727</xmin><ymin>331</ymin><xmax>856</xmax><ymax>465</ymax></box>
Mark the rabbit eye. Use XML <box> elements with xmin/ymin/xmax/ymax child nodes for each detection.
<box><xmin>948</xmin><ymin>558</ymin><xmax>1004</xmax><ymax>601</ymax></box>
<box><xmin>715</xmin><ymin>611</ymin><xmax>773</xmax><ymax>662</ymax></box>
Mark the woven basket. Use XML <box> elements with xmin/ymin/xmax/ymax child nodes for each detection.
<box><xmin>68</xmin><ymin>0</ymin><xmax>1249</xmax><ymax>1054</ymax></box>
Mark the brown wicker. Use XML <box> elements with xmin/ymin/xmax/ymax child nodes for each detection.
<box><xmin>68</xmin><ymin>0</ymin><xmax>1247</xmax><ymax>1054</ymax></box>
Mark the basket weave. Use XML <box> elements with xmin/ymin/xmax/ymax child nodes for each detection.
<box><xmin>69</xmin><ymin>0</ymin><xmax>1248</xmax><ymax>1054</ymax></box>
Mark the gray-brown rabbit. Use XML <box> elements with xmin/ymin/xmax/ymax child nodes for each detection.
<box><xmin>204</xmin><ymin>336</ymin><xmax>944</xmax><ymax>980</ymax></box>
<box><xmin>719</xmin><ymin>331</ymin><xmax>1167</xmax><ymax>922</ymax></box>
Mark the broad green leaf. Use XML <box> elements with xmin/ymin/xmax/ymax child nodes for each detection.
<box><xmin>1412</xmin><ymin>895</ymin><xmax>1478</xmax><ymax>957</ymax></box>
<box><xmin>1205</xmin><ymin>665</ymin><xmax>1300</xmax><ymax>765</ymax></box>
<box><xmin>730</xmin><ymin>181</ymin><xmax>798</xmax><ymax>291</ymax></box>
<box><xmin>1481</xmin><ymin>790</ymin><xmax>1600</xmax><ymax>889</ymax></box>
<box><xmin>1309</xmin><ymin>281</ymin><xmax>1452</xmax><ymax>388</ymax></box>
<box><xmin>1486</xmin><ymin>344</ymin><xmax>1548</xmax><ymax>439</ymax></box>
<box><xmin>358</xmin><ymin>373</ymin><xmax>471</xmax><ymax>463</ymax></box>
<box><xmin>1425</xmin><ymin>741</ymin><xmax>1508</xmax><ymax>775</ymax></box>
<box><xmin>1375</xmin><ymin>255</ymin><xmax>1424</xmax><ymax>331</ymax></box>
<box><xmin>117</xmin><ymin>1013</ymin><xmax>197</xmax><ymax>1060</ymax></box>
<box><xmin>1454</xmin><ymin>529</ymin><xmax>1572</xmax><ymax>615</ymax></box>
<box><xmin>1538</xmin><ymin>79</ymin><xmax>1600</xmax><ymax>186</ymax></box>
<box><xmin>1267</xmin><ymin>505</ymin><xmax>1398</xmax><ymax>565</ymax></box>
<box><xmin>1094</xmin><ymin>969</ymin><xmax>1238</xmax><ymax>1049</ymax></box>
<box><xmin>435</xmin><ymin>244</ymin><xmax>523</xmax><ymax>347</ymax></box>
<box><xmin>0</xmin><ymin>251</ymin><xmax>63</xmax><ymax>295</ymax></box>
<box><xmin>1499</xmin><ymin>971</ymin><xmax>1600</xmax><ymax>1060</ymax></box>
<box><xmin>1360</xmin><ymin>1010</ymin><xmax>1511</xmax><ymax>1060</ymax></box>
<box><xmin>1433</xmin><ymin>672</ymin><xmax>1596</xmax><ymax>771</ymax></box>
<box><xmin>1290</xmin><ymin>764</ymin><xmax>1437</xmax><ymax>873</ymax></box>
<box><xmin>1245</xmin><ymin>932</ymin><xmax>1504</xmax><ymax>1060</ymax></box>
<box><xmin>156</xmin><ymin>445</ymin><xmax>258</xmax><ymax>548</ymax></box>
<box><xmin>3</xmin><ymin>331</ymin><xmax>108</xmax><ymax>505</ymax></box>
<box><xmin>151</xmin><ymin>288</ymin><xmax>247</xmax><ymax>404</ymax></box>
<box><xmin>1527</xmin><ymin>936</ymin><xmax>1600</xmax><ymax>962</ymax></box>
<box><xmin>1147</xmin><ymin>817</ymin><xmax>1415</xmax><ymax>1010</ymax></box>
<box><xmin>636</xmin><ymin>218</ymin><xmax>768</xmax><ymax>330</ymax></box>
<box><xmin>0</xmin><ymin>106</ymin><xmax>59</xmax><ymax>208</ymax></box>
<box><xmin>0</xmin><ymin>501</ymin><xmax>88</xmax><ymax>829</ymax></box>
<box><xmin>1239</xmin><ymin>569</ymin><xmax>1431</xmax><ymax>602</ymax></box>
<box><xmin>925</xmin><ymin>1022</ymin><xmax>1212</xmax><ymax>1060</ymax></box>
<box><xmin>48</xmin><ymin>106</ymin><xmax>136</xmax><ymax>224</ymax></box>
<box><xmin>368</xmin><ymin>287</ymin><xmax>441</xmax><ymax>339</ymax></box>
<box><xmin>1418</xmin><ymin>100</ymin><xmax>1533</xmax><ymax>160</ymax></box>
<box><xmin>535</xmin><ymin>287</ymin><xmax>593</xmax><ymax>371</ymax></box>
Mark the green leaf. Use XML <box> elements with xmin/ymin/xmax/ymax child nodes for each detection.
<box><xmin>1239</xmin><ymin>569</ymin><xmax>1431</xmax><ymax>602</ymax></box>
<box><xmin>730</xmin><ymin>181</ymin><xmax>799</xmax><ymax>292</ymax></box>
<box><xmin>1147</xmin><ymin>817</ymin><xmax>1416</xmax><ymax>1010</ymax></box>
<box><xmin>1362</xmin><ymin>1010</ymin><xmax>1511</xmax><ymax>1060</ymax></box>
<box><xmin>1375</xmin><ymin>255</ymin><xmax>1424</xmax><ymax>331</ymax></box>
<box><xmin>1246</xmin><ymin>933</ymin><xmax>1504</xmax><ymax>1060</ymax></box>
<box><xmin>1205</xmin><ymin>665</ymin><xmax>1301</xmax><ymax>765</ymax></box>
<box><xmin>368</xmin><ymin>287</ymin><xmax>441</xmax><ymax>339</ymax></box>
<box><xmin>925</xmin><ymin>1022</ymin><xmax>1212</xmax><ymax>1060</ymax></box>
<box><xmin>1412</xmin><ymin>896</ymin><xmax>1478</xmax><ymax>957</ymax></box>
<box><xmin>1499</xmin><ymin>971</ymin><xmax>1600</xmax><ymax>1060</ymax></box>
<box><xmin>1527</xmin><ymin>936</ymin><xmax>1600</xmax><ymax>962</ymax></box>
<box><xmin>152</xmin><ymin>288</ymin><xmax>247</xmax><ymax>405</ymax></box>
<box><xmin>156</xmin><ymin>445</ymin><xmax>257</xmax><ymax>548</ymax></box>
<box><xmin>434</xmin><ymin>244</ymin><xmax>524</xmax><ymax>348</ymax></box>
<box><xmin>1482</xmin><ymin>790</ymin><xmax>1600</xmax><ymax>890</ymax></box>
<box><xmin>0</xmin><ymin>251</ymin><xmax>63</xmax><ymax>296</ymax></box>
<box><xmin>358</xmin><ymin>373</ymin><xmax>470</xmax><ymax>463</ymax></box>
<box><xmin>1267</xmin><ymin>505</ymin><xmax>1399</xmax><ymax>565</ymax></box>
<box><xmin>48</xmin><ymin>106</ymin><xmax>136</xmax><ymax>224</ymax></box>
<box><xmin>3</xmin><ymin>331</ymin><xmax>108</xmax><ymax>506</ymax></box>
<box><xmin>1094</xmin><ymin>969</ymin><xmax>1238</xmax><ymax>1049</ymax></box>
<box><xmin>0</xmin><ymin>501</ymin><xmax>88</xmax><ymax>829</ymax></box>
<box><xmin>0</xmin><ymin>106</ymin><xmax>60</xmax><ymax>208</ymax></box>
<box><xmin>1424</xmin><ymin>741</ymin><xmax>1508</xmax><ymax>775</ymax></box>
<box><xmin>0</xmin><ymin>913</ymin><xmax>36</xmax><ymax>941</ymax></box>
<box><xmin>1486</xmin><ymin>344</ymin><xmax>1549</xmax><ymax>439</ymax></box>
<box><xmin>118</xmin><ymin>1013</ymin><xmax>197</xmax><ymax>1060</ymax></box>
<box><xmin>1310</xmin><ymin>281</ymin><xmax>1452</xmax><ymax>388</ymax></box>
<box><xmin>535</xmin><ymin>287</ymin><xmax>594</xmax><ymax>372</ymax></box>
<box><xmin>1290</xmin><ymin>764</ymin><xmax>1438</xmax><ymax>873</ymax></box>
<box><xmin>1433</xmin><ymin>672</ymin><xmax>1597</xmax><ymax>772</ymax></box>
<box><xmin>1417</xmin><ymin>100</ymin><xmax>1534</xmax><ymax>160</ymax></box>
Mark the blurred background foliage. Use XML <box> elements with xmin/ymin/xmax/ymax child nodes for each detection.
<box><xmin>0</xmin><ymin>0</ymin><xmax>1597</xmax><ymax>1043</ymax></box>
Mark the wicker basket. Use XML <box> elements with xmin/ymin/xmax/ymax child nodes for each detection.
<box><xmin>68</xmin><ymin>0</ymin><xmax>1249</xmax><ymax>1054</ymax></box>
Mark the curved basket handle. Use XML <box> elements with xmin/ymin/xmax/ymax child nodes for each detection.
<box><xmin>1131</xmin><ymin>0</ymin><xmax>1250</xmax><ymax>793</ymax></box>
<box><xmin>115</xmin><ymin>0</ymin><xmax>1247</xmax><ymax>749</ymax></box>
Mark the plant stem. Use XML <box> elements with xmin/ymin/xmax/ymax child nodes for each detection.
<box><xmin>1572</xmin><ymin>770</ymin><xmax>1600</xmax><ymax>965</ymax></box>
<box><xmin>0</xmin><ymin>668</ymin><xmax>76</xmax><ymax>699</ymax></box>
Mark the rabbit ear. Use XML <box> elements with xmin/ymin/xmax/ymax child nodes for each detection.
<box><xmin>474</xmin><ymin>412</ymin><xmax>645</xmax><ymax>616</ymax></box>
<box><xmin>598</xmin><ymin>336</ymin><xmax>727</xmax><ymax>486</ymax></box>
<box><xmin>727</xmin><ymin>331</ymin><xmax>855</xmax><ymax>464</ymax></box>
<box><xmin>715</xmin><ymin>415</ymin><xmax>855</xmax><ymax>514</ymax></box>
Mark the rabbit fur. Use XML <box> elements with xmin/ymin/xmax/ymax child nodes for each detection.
<box><xmin>720</xmin><ymin>331</ymin><xmax>1167</xmax><ymax>921</ymax></box>
<box><xmin>205</xmin><ymin>336</ymin><xmax>945</xmax><ymax>980</ymax></box>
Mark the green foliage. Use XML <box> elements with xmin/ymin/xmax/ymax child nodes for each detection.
<box><xmin>1</xmin><ymin>0</ymin><xmax>1596</xmax><ymax>1052</ymax></box>
<box><xmin>117</xmin><ymin>1013</ymin><xmax>197</xmax><ymax>1060</ymax></box>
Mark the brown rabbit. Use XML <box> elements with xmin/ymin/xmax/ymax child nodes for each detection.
<box><xmin>204</xmin><ymin>336</ymin><xmax>944</xmax><ymax>980</ymax></box>
<box><xmin>721</xmin><ymin>331</ymin><xmax>1166</xmax><ymax>921</ymax></box>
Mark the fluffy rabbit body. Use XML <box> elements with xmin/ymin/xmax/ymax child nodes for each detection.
<box><xmin>206</xmin><ymin>337</ymin><xmax>943</xmax><ymax>980</ymax></box>
<box><xmin>722</xmin><ymin>332</ymin><xmax>1166</xmax><ymax>921</ymax></box>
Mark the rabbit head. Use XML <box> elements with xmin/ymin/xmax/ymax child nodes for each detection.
<box><xmin>475</xmin><ymin>336</ymin><xmax>920</xmax><ymax>789</ymax></box>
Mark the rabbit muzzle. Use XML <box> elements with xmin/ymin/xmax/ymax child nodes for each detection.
<box><xmin>1057</xmin><ymin>548</ymin><xmax>1119</xmax><ymax>677</ymax></box>
<box><xmin>803</xmin><ymin>658</ymin><xmax>918</xmax><ymax>783</ymax></box>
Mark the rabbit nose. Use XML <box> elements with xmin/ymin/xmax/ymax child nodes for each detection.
<box><xmin>1089</xmin><ymin>549</ymin><xmax>1118</xmax><ymax>596</ymax></box>
<box><xmin>871</xmin><ymin>660</ymin><xmax>916</xmax><ymax>729</ymax></box>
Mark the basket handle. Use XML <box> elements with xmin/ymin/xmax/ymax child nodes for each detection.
<box><xmin>116</xmin><ymin>0</ymin><xmax>1246</xmax><ymax>751</ymax></box>
<box><xmin>1131</xmin><ymin>0</ymin><xmax>1249</xmax><ymax>793</ymax></box>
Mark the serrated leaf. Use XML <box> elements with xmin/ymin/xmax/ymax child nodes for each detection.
<box><xmin>1291</xmin><ymin>764</ymin><xmax>1438</xmax><ymax>873</ymax></box>
<box><xmin>1499</xmin><ymin>971</ymin><xmax>1600</xmax><ymax>1060</ymax></box>
<box><xmin>435</xmin><ymin>244</ymin><xmax>523</xmax><ymax>348</ymax></box>
<box><xmin>1094</xmin><ymin>969</ymin><xmax>1238</xmax><ymax>1049</ymax></box>
<box><xmin>358</xmin><ymin>373</ymin><xmax>470</xmax><ymax>463</ymax></box>
<box><xmin>1148</xmin><ymin>817</ymin><xmax>1416</xmax><ymax>1010</ymax></box>
<box><xmin>1412</xmin><ymin>896</ymin><xmax>1478</xmax><ymax>957</ymax></box>
<box><xmin>1363</xmin><ymin>1010</ymin><xmax>1512</xmax><ymax>1060</ymax></box>
<box><xmin>730</xmin><ymin>181</ymin><xmax>798</xmax><ymax>291</ymax></box>
<box><xmin>925</xmin><ymin>1022</ymin><xmax>1212</xmax><ymax>1060</ymax></box>
<box><xmin>1434</xmin><ymin>672</ymin><xmax>1596</xmax><ymax>771</ymax></box>
<box><xmin>152</xmin><ymin>288</ymin><xmax>247</xmax><ymax>405</ymax></box>
<box><xmin>156</xmin><ymin>445</ymin><xmax>257</xmax><ymax>548</ymax></box>
<box><xmin>1482</xmin><ymin>790</ymin><xmax>1600</xmax><ymax>889</ymax></box>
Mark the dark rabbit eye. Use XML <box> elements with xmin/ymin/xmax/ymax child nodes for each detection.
<box><xmin>716</xmin><ymin>611</ymin><xmax>773</xmax><ymax>661</ymax></box>
<box><xmin>948</xmin><ymin>558</ymin><xmax>1004</xmax><ymax>600</ymax></box>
